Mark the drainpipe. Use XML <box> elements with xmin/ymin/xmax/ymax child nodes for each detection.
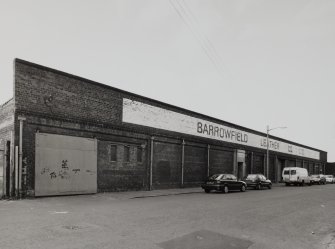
<box><xmin>149</xmin><ymin>136</ymin><xmax>154</xmax><ymax>191</ymax></box>
<box><xmin>250</xmin><ymin>152</ymin><xmax>254</xmax><ymax>174</ymax></box>
<box><xmin>181</xmin><ymin>139</ymin><xmax>185</xmax><ymax>188</ymax></box>
<box><xmin>18</xmin><ymin>116</ymin><xmax>26</xmax><ymax>198</ymax></box>
<box><xmin>207</xmin><ymin>145</ymin><xmax>210</xmax><ymax>177</ymax></box>
<box><xmin>15</xmin><ymin>146</ymin><xmax>18</xmax><ymax>196</ymax></box>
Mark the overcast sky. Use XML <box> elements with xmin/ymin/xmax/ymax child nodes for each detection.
<box><xmin>1</xmin><ymin>0</ymin><xmax>334</xmax><ymax>161</ymax></box>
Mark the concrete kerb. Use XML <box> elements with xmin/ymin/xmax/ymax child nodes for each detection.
<box><xmin>98</xmin><ymin>183</ymin><xmax>285</xmax><ymax>200</ymax></box>
<box><xmin>98</xmin><ymin>188</ymin><xmax>203</xmax><ymax>200</ymax></box>
<box><xmin>0</xmin><ymin>184</ymin><xmax>285</xmax><ymax>201</ymax></box>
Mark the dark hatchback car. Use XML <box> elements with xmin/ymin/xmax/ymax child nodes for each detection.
<box><xmin>201</xmin><ymin>174</ymin><xmax>247</xmax><ymax>193</ymax></box>
<box><xmin>243</xmin><ymin>174</ymin><xmax>272</xmax><ymax>190</ymax></box>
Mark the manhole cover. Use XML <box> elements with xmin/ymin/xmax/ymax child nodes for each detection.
<box><xmin>158</xmin><ymin>230</ymin><xmax>253</xmax><ymax>249</ymax></box>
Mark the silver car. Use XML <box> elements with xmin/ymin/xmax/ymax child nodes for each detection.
<box><xmin>325</xmin><ymin>175</ymin><xmax>334</xmax><ymax>184</ymax></box>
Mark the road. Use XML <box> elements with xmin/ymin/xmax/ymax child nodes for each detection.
<box><xmin>1</xmin><ymin>184</ymin><xmax>335</xmax><ymax>249</ymax></box>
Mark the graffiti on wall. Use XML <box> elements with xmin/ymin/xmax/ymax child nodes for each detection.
<box><xmin>40</xmin><ymin>159</ymin><xmax>81</xmax><ymax>180</ymax></box>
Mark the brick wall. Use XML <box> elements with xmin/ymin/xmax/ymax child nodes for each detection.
<box><xmin>309</xmin><ymin>162</ymin><xmax>314</xmax><ymax>174</ymax></box>
<box><xmin>19</xmin><ymin>114</ymin><xmax>150</xmax><ymax>195</ymax></box>
<box><xmin>152</xmin><ymin>141</ymin><xmax>182</xmax><ymax>189</ymax></box>
<box><xmin>15</xmin><ymin>62</ymin><xmax>122</xmax><ymax>126</ymax></box>
<box><xmin>209</xmin><ymin>148</ymin><xmax>234</xmax><ymax>175</ymax></box>
<box><xmin>184</xmin><ymin>145</ymin><xmax>207</xmax><ymax>186</ymax></box>
<box><xmin>268</xmin><ymin>155</ymin><xmax>275</xmax><ymax>181</ymax></box>
<box><xmin>253</xmin><ymin>154</ymin><xmax>264</xmax><ymax>174</ymax></box>
<box><xmin>12</xmin><ymin>59</ymin><xmax>328</xmax><ymax>195</ymax></box>
<box><xmin>0</xmin><ymin>99</ymin><xmax>14</xmax><ymax>144</ymax></box>
<box><xmin>98</xmin><ymin>140</ymin><xmax>148</xmax><ymax>191</ymax></box>
<box><xmin>325</xmin><ymin>163</ymin><xmax>335</xmax><ymax>175</ymax></box>
<box><xmin>296</xmin><ymin>160</ymin><xmax>302</xmax><ymax>168</ymax></box>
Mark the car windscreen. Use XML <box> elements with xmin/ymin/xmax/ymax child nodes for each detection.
<box><xmin>283</xmin><ymin>170</ymin><xmax>290</xmax><ymax>175</ymax></box>
<box><xmin>209</xmin><ymin>174</ymin><xmax>223</xmax><ymax>180</ymax></box>
<box><xmin>245</xmin><ymin>175</ymin><xmax>257</xmax><ymax>180</ymax></box>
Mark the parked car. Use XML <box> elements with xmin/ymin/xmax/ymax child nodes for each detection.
<box><xmin>282</xmin><ymin>167</ymin><xmax>311</xmax><ymax>186</ymax></box>
<box><xmin>243</xmin><ymin>174</ymin><xmax>272</xmax><ymax>190</ymax></box>
<box><xmin>201</xmin><ymin>174</ymin><xmax>247</xmax><ymax>193</ymax></box>
<box><xmin>324</xmin><ymin>175</ymin><xmax>334</xmax><ymax>184</ymax></box>
<box><xmin>310</xmin><ymin>174</ymin><xmax>326</xmax><ymax>185</ymax></box>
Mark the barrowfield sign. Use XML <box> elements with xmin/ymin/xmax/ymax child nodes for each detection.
<box><xmin>122</xmin><ymin>99</ymin><xmax>320</xmax><ymax>160</ymax></box>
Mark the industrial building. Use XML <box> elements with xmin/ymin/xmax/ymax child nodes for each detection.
<box><xmin>0</xmin><ymin>59</ymin><xmax>328</xmax><ymax>197</ymax></box>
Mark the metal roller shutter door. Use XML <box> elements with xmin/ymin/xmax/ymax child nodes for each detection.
<box><xmin>35</xmin><ymin>133</ymin><xmax>97</xmax><ymax>196</ymax></box>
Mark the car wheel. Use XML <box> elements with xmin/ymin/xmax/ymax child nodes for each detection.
<box><xmin>268</xmin><ymin>184</ymin><xmax>272</xmax><ymax>189</ymax></box>
<box><xmin>285</xmin><ymin>183</ymin><xmax>290</xmax><ymax>186</ymax></box>
<box><xmin>318</xmin><ymin>182</ymin><xmax>321</xmax><ymax>185</ymax></box>
<box><xmin>240</xmin><ymin>185</ymin><xmax>246</xmax><ymax>192</ymax></box>
<box><xmin>204</xmin><ymin>189</ymin><xmax>210</xmax><ymax>193</ymax></box>
<box><xmin>223</xmin><ymin>185</ymin><xmax>229</xmax><ymax>193</ymax></box>
<box><xmin>256</xmin><ymin>184</ymin><xmax>261</xmax><ymax>190</ymax></box>
<box><xmin>301</xmin><ymin>181</ymin><xmax>305</xmax><ymax>186</ymax></box>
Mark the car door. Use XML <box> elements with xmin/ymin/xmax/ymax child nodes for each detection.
<box><xmin>260</xmin><ymin>175</ymin><xmax>267</xmax><ymax>185</ymax></box>
<box><xmin>228</xmin><ymin>175</ymin><xmax>240</xmax><ymax>190</ymax></box>
<box><xmin>255</xmin><ymin>175</ymin><xmax>261</xmax><ymax>185</ymax></box>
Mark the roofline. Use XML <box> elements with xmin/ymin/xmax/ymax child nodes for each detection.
<box><xmin>0</xmin><ymin>98</ymin><xmax>14</xmax><ymax>108</ymax></box>
<box><xmin>14</xmin><ymin>58</ymin><xmax>326</xmax><ymax>153</ymax></box>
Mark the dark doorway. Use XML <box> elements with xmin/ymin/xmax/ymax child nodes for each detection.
<box><xmin>276</xmin><ymin>159</ymin><xmax>285</xmax><ymax>183</ymax></box>
<box><xmin>237</xmin><ymin>162</ymin><xmax>244</xmax><ymax>180</ymax></box>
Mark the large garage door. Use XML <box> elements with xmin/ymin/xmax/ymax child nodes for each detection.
<box><xmin>35</xmin><ymin>133</ymin><xmax>97</xmax><ymax>196</ymax></box>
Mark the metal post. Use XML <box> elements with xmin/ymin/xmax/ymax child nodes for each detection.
<box><xmin>18</xmin><ymin>116</ymin><xmax>26</xmax><ymax>198</ymax></box>
<box><xmin>149</xmin><ymin>136</ymin><xmax>154</xmax><ymax>191</ymax></box>
<box><xmin>181</xmin><ymin>139</ymin><xmax>185</xmax><ymax>188</ymax></box>
<box><xmin>207</xmin><ymin>145</ymin><xmax>210</xmax><ymax>177</ymax></box>
<box><xmin>15</xmin><ymin>146</ymin><xmax>18</xmax><ymax>196</ymax></box>
<box><xmin>234</xmin><ymin>149</ymin><xmax>238</xmax><ymax>176</ymax></box>
<box><xmin>266</xmin><ymin>125</ymin><xmax>269</xmax><ymax>179</ymax></box>
<box><xmin>250</xmin><ymin>152</ymin><xmax>254</xmax><ymax>174</ymax></box>
<box><xmin>10</xmin><ymin>131</ymin><xmax>14</xmax><ymax>197</ymax></box>
<box><xmin>275</xmin><ymin>155</ymin><xmax>278</xmax><ymax>183</ymax></box>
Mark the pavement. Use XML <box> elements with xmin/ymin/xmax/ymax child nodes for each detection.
<box><xmin>91</xmin><ymin>183</ymin><xmax>283</xmax><ymax>200</ymax></box>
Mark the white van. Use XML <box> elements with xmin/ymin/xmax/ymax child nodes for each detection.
<box><xmin>282</xmin><ymin>167</ymin><xmax>311</xmax><ymax>186</ymax></box>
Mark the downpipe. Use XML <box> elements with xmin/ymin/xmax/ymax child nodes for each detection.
<box><xmin>18</xmin><ymin>116</ymin><xmax>26</xmax><ymax>198</ymax></box>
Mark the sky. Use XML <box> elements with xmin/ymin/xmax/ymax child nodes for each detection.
<box><xmin>0</xmin><ymin>0</ymin><xmax>334</xmax><ymax>161</ymax></box>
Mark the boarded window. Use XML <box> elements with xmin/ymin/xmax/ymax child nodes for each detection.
<box><xmin>124</xmin><ymin>146</ymin><xmax>130</xmax><ymax>162</ymax></box>
<box><xmin>137</xmin><ymin>146</ymin><xmax>143</xmax><ymax>163</ymax></box>
<box><xmin>110</xmin><ymin>145</ymin><xmax>117</xmax><ymax>161</ymax></box>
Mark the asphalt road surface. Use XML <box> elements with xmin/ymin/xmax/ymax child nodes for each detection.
<box><xmin>1</xmin><ymin>184</ymin><xmax>335</xmax><ymax>249</ymax></box>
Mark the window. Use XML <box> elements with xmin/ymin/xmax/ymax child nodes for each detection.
<box><xmin>110</xmin><ymin>145</ymin><xmax>117</xmax><ymax>162</ymax></box>
<box><xmin>290</xmin><ymin>170</ymin><xmax>296</xmax><ymax>175</ymax></box>
<box><xmin>283</xmin><ymin>170</ymin><xmax>290</xmax><ymax>175</ymax></box>
<box><xmin>245</xmin><ymin>175</ymin><xmax>257</xmax><ymax>180</ymax></box>
<box><xmin>137</xmin><ymin>146</ymin><xmax>143</xmax><ymax>163</ymax></box>
<box><xmin>124</xmin><ymin>146</ymin><xmax>130</xmax><ymax>162</ymax></box>
<box><xmin>210</xmin><ymin>174</ymin><xmax>222</xmax><ymax>180</ymax></box>
<box><xmin>223</xmin><ymin>175</ymin><xmax>235</xmax><ymax>180</ymax></box>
